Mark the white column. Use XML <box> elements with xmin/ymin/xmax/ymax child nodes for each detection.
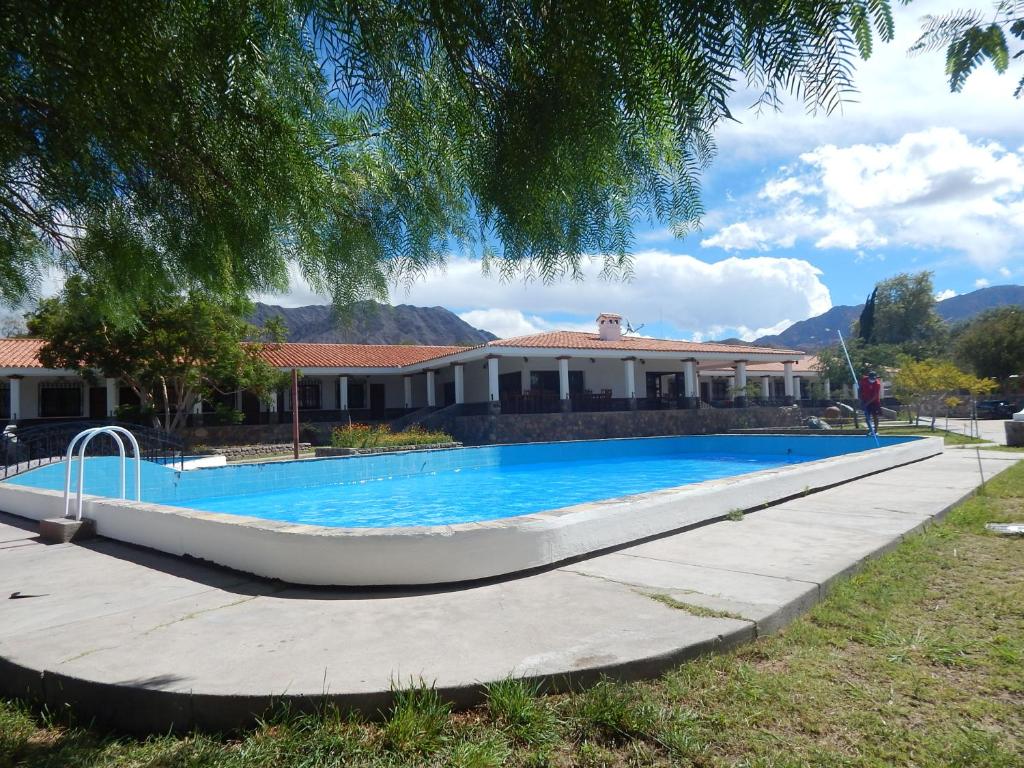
<box><xmin>339</xmin><ymin>376</ymin><xmax>349</xmax><ymax>410</ymax></box>
<box><xmin>9</xmin><ymin>377</ymin><xmax>20</xmax><ymax>420</ymax></box>
<box><xmin>683</xmin><ymin>360</ymin><xmax>697</xmax><ymax>398</ymax></box>
<box><xmin>454</xmin><ymin>364</ymin><xmax>465</xmax><ymax>404</ymax></box>
<box><xmin>268</xmin><ymin>390</ymin><xmax>279</xmax><ymax>413</ymax></box>
<box><xmin>81</xmin><ymin>380</ymin><xmax>88</xmax><ymax>416</ymax></box>
<box><xmin>487</xmin><ymin>357</ymin><xmax>499</xmax><ymax>402</ymax></box>
<box><xmin>823</xmin><ymin>377</ymin><xmax>831</xmax><ymax>398</ymax></box>
<box><xmin>623</xmin><ymin>358</ymin><xmax>636</xmax><ymax>399</ymax></box>
<box><xmin>234</xmin><ymin>389</ymin><xmax>243</xmax><ymax>412</ymax></box>
<box><xmin>403</xmin><ymin>375</ymin><xmax>413</xmax><ymax>408</ymax></box>
<box><xmin>558</xmin><ymin>357</ymin><xmax>570</xmax><ymax>401</ymax></box>
<box><xmin>734</xmin><ymin>361</ymin><xmax>747</xmax><ymax>392</ymax></box>
<box><xmin>520</xmin><ymin>367</ymin><xmax>530</xmax><ymax>393</ymax></box>
<box><xmin>793</xmin><ymin>375</ymin><xmax>802</xmax><ymax>400</ymax></box>
<box><xmin>426</xmin><ymin>371</ymin><xmax>436</xmax><ymax>407</ymax></box>
<box><xmin>105</xmin><ymin>377</ymin><xmax>118</xmax><ymax>417</ymax></box>
<box><xmin>761</xmin><ymin>376</ymin><xmax>771</xmax><ymax>400</ymax></box>
<box><xmin>783</xmin><ymin>361</ymin><xmax>795</xmax><ymax>398</ymax></box>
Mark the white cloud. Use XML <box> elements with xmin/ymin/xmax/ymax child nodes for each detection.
<box><xmin>975</xmin><ymin>278</ymin><xmax>991</xmax><ymax>288</ymax></box>
<box><xmin>715</xmin><ymin>1</ymin><xmax>1021</xmax><ymax>159</ymax></box>
<box><xmin>387</xmin><ymin>250</ymin><xmax>832</xmax><ymax>340</ymax></box>
<box><xmin>701</xmin><ymin>128</ymin><xmax>1024</xmax><ymax>268</ymax></box>
<box><xmin>700</xmin><ymin>222</ymin><xmax>771</xmax><ymax>251</ymax></box>
<box><xmin>935</xmin><ymin>289</ymin><xmax>957</xmax><ymax>301</ymax></box>
<box><xmin>457</xmin><ymin>309</ymin><xmax>592</xmax><ymax>339</ymax></box>
<box><xmin>700</xmin><ymin>222</ymin><xmax>795</xmax><ymax>251</ymax></box>
<box><xmin>999</xmin><ymin>266</ymin><xmax>1012</xmax><ymax>278</ymax></box>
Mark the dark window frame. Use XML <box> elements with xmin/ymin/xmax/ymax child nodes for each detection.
<box><xmin>348</xmin><ymin>381</ymin><xmax>366</xmax><ymax>409</ymax></box>
<box><xmin>297</xmin><ymin>380</ymin><xmax>321</xmax><ymax>410</ymax></box>
<box><xmin>39</xmin><ymin>382</ymin><xmax>83</xmax><ymax>418</ymax></box>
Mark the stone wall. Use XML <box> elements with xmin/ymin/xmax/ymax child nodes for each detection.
<box><xmin>217</xmin><ymin>443</ymin><xmax>313</xmax><ymax>460</ymax></box>
<box><xmin>423</xmin><ymin>406</ymin><xmax>822</xmax><ymax>446</ymax></box>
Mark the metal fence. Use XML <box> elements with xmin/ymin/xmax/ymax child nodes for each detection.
<box><xmin>1</xmin><ymin>420</ymin><xmax>184</xmax><ymax>480</ymax></box>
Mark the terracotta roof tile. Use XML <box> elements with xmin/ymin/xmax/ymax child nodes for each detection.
<box><xmin>0</xmin><ymin>333</ymin><xmax>805</xmax><ymax>372</ymax></box>
<box><xmin>488</xmin><ymin>331</ymin><xmax>803</xmax><ymax>356</ymax></box>
<box><xmin>256</xmin><ymin>342</ymin><xmax>472</xmax><ymax>369</ymax></box>
<box><xmin>0</xmin><ymin>338</ymin><xmax>47</xmax><ymax>368</ymax></box>
<box><xmin>745</xmin><ymin>356</ymin><xmax>819</xmax><ymax>373</ymax></box>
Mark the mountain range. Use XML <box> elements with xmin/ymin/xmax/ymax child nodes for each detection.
<box><xmin>251</xmin><ymin>301</ymin><xmax>496</xmax><ymax>346</ymax></box>
<box><xmin>252</xmin><ymin>284</ymin><xmax>1023</xmax><ymax>350</ymax></box>
<box><xmin>752</xmin><ymin>284</ymin><xmax>1024</xmax><ymax>351</ymax></box>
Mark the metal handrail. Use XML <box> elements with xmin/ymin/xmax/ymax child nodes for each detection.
<box><xmin>2</xmin><ymin>420</ymin><xmax>184</xmax><ymax>479</ymax></box>
<box><xmin>62</xmin><ymin>426</ymin><xmax>142</xmax><ymax>521</ymax></box>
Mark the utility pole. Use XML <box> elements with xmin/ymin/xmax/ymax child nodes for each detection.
<box><xmin>291</xmin><ymin>368</ymin><xmax>300</xmax><ymax>459</ymax></box>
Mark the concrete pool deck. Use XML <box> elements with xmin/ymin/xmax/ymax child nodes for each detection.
<box><xmin>0</xmin><ymin>446</ymin><xmax>1019</xmax><ymax>732</ymax></box>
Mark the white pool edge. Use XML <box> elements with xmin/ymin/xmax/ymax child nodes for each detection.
<box><xmin>0</xmin><ymin>437</ymin><xmax>943</xmax><ymax>586</ymax></box>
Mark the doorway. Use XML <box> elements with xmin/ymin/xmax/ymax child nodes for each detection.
<box><xmin>89</xmin><ymin>386</ymin><xmax>107</xmax><ymax>419</ymax></box>
<box><xmin>370</xmin><ymin>383</ymin><xmax>387</xmax><ymax>418</ymax></box>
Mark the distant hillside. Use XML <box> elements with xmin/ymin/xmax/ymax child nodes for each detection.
<box><xmin>753</xmin><ymin>285</ymin><xmax>1024</xmax><ymax>351</ymax></box>
<box><xmin>250</xmin><ymin>301</ymin><xmax>497</xmax><ymax>346</ymax></box>
<box><xmin>934</xmin><ymin>284</ymin><xmax>1024</xmax><ymax>323</ymax></box>
<box><xmin>753</xmin><ymin>305</ymin><xmax>863</xmax><ymax>351</ymax></box>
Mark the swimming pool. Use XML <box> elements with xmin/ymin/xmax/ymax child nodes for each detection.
<box><xmin>0</xmin><ymin>434</ymin><xmax>942</xmax><ymax>585</ymax></box>
<box><xmin>7</xmin><ymin>435</ymin><xmax>901</xmax><ymax>527</ymax></box>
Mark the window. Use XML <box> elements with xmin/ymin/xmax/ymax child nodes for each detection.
<box><xmin>529</xmin><ymin>370</ymin><xmax>584</xmax><ymax>394</ymax></box>
<box><xmin>349</xmin><ymin>382</ymin><xmax>366</xmax><ymax>409</ymax></box>
<box><xmin>297</xmin><ymin>380</ymin><xmax>321</xmax><ymax>410</ymax></box>
<box><xmin>498</xmin><ymin>371</ymin><xmax>521</xmax><ymax>397</ymax></box>
<box><xmin>39</xmin><ymin>382</ymin><xmax>83</xmax><ymax>417</ymax></box>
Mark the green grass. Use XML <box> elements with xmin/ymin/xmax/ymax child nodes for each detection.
<box><xmin>3</xmin><ymin>464</ymin><xmax>1024</xmax><ymax>767</ymax></box>
<box><xmin>646</xmin><ymin>592</ymin><xmax>747</xmax><ymax>621</ymax></box>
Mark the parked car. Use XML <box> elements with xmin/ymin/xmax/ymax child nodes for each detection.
<box><xmin>975</xmin><ymin>399</ymin><xmax>1017</xmax><ymax>419</ymax></box>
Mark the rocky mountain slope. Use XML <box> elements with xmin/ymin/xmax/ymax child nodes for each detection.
<box><xmin>251</xmin><ymin>301</ymin><xmax>497</xmax><ymax>346</ymax></box>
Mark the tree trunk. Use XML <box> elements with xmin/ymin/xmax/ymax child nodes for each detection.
<box><xmin>160</xmin><ymin>377</ymin><xmax>171</xmax><ymax>432</ymax></box>
<box><xmin>169</xmin><ymin>388</ymin><xmax>194</xmax><ymax>434</ymax></box>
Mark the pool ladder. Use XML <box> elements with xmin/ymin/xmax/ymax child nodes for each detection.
<box><xmin>63</xmin><ymin>426</ymin><xmax>142</xmax><ymax>521</ymax></box>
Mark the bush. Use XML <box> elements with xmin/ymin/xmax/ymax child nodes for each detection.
<box><xmin>330</xmin><ymin>423</ymin><xmax>453</xmax><ymax>449</ymax></box>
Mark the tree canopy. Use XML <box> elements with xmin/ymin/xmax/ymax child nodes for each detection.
<box><xmin>893</xmin><ymin>357</ymin><xmax>995</xmax><ymax>427</ymax></box>
<box><xmin>869</xmin><ymin>271</ymin><xmax>944</xmax><ymax>348</ymax></box>
<box><xmin>2</xmin><ymin>1</ymin><xmax>899</xmax><ymax>316</ymax></box>
<box><xmin>27</xmin><ymin>278</ymin><xmax>285</xmax><ymax>431</ymax></box>
<box><xmin>953</xmin><ymin>306</ymin><xmax>1024</xmax><ymax>381</ymax></box>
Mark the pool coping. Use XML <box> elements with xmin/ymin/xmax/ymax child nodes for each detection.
<box><xmin>0</xmin><ymin>435</ymin><xmax>943</xmax><ymax>586</ymax></box>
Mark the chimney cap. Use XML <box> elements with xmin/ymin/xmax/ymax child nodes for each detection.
<box><xmin>596</xmin><ymin>312</ymin><xmax>622</xmax><ymax>321</ymax></box>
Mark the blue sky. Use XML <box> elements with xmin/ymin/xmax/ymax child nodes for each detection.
<box><xmin>267</xmin><ymin>1</ymin><xmax>1024</xmax><ymax>342</ymax></box>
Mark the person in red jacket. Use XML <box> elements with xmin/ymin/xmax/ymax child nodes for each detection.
<box><xmin>859</xmin><ymin>370</ymin><xmax>882</xmax><ymax>436</ymax></box>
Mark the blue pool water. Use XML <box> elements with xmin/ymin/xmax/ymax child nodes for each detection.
<box><xmin>7</xmin><ymin>435</ymin><xmax>914</xmax><ymax>528</ymax></box>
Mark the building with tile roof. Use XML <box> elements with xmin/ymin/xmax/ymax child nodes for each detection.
<box><xmin>0</xmin><ymin>313</ymin><xmax>821</xmax><ymax>425</ymax></box>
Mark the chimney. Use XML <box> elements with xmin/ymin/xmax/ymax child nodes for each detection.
<box><xmin>596</xmin><ymin>312</ymin><xmax>623</xmax><ymax>341</ymax></box>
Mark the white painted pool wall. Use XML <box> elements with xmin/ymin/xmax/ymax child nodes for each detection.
<box><xmin>0</xmin><ymin>437</ymin><xmax>943</xmax><ymax>586</ymax></box>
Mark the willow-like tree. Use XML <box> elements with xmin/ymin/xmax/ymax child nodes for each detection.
<box><xmin>913</xmin><ymin>1</ymin><xmax>1024</xmax><ymax>97</ymax></box>
<box><xmin>3</xmin><ymin>1</ymin><xmax>898</xmax><ymax>318</ymax></box>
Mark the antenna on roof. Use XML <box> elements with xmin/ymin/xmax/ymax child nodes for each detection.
<box><xmin>624</xmin><ymin>320</ymin><xmax>645</xmax><ymax>335</ymax></box>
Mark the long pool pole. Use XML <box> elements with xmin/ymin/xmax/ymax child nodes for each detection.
<box><xmin>837</xmin><ymin>330</ymin><xmax>879</xmax><ymax>445</ymax></box>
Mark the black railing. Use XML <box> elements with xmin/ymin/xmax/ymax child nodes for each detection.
<box><xmin>1</xmin><ymin>420</ymin><xmax>185</xmax><ymax>480</ymax></box>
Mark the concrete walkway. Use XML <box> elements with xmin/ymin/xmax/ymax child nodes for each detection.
<box><xmin>0</xmin><ymin>447</ymin><xmax>1018</xmax><ymax>732</ymax></box>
